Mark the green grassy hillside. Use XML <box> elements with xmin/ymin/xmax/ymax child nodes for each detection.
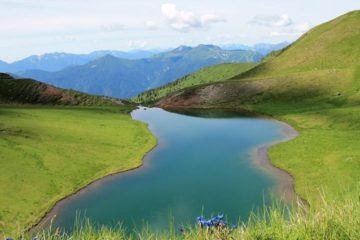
<box><xmin>0</xmin><ymin>73</ymin><xmax>156</xmax><ymax>235</ymax></box>
<box><xmin>0</xmin><ymin>73</ymin><xmax>124</xmax><ymax>106</ymax></box>
<box><xmin>238</xmin><ymin>10</ymin><xmax>360</xmax><ymax>79</ymax></box>
<box><xmin>0</xmin><ymin>106</ymin><xmax>156</xmax><ymax>236</ymax></box>
<box><xmin>156</xmin><ymin>11</ymin><xmax>360</xmax><ymax>205</ymax></box>
<box><xmin>132</xmin><ymin>63</ymin><xmax>256</xmax><ymax>104</ymax></box>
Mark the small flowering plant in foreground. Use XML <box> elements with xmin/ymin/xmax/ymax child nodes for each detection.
<box><xmin>196</xmin><ymin>214</ymin><xmax>237</xmax><ymax>230</ymax></box>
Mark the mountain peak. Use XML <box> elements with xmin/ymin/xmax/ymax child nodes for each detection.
<box><xmin>173</xmin><ymin>45</ymin><xmax>192</xmax><ymax>53</ymax></box>
<box><xmin>195</xmin><ymin>44</ymin><xmax>222</xmax><ymax>51</ymax></box>
<box><xmin>0</xmin><ymin>60</ymin><xmax>9</xmax><ymax>65</ymax></box>
<box><xmin>95</xmin><ymin>54</ymin><xmax>121</xmax><ymax>62</ymax></box>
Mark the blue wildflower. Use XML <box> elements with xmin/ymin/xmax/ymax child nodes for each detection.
<box><xmin>199</xmin><ymin>220</ymin><xmax>206</xmax><ymax>226</ymax></box>
<box><xmin>196</xmin><ymin>216</ymin><xmax>205</xmax><ymax>222</ymax></box>
<box><xmin>210</xmin><ymin>217</ymin><xmax>218</xmax><ymax>225</ymax></box>
<box><xmin>205</xmin><ymin>220</ymin><xmax>213</xmax><ymax>227</ymax></box>
<box><xmin>195</xmin><ymin>213</ymin><xmax>237</xmax><ymax>232</ymax></box>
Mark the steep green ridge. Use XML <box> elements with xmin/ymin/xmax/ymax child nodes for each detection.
<box><xmin>132</xmin><ymin>63</ymin><xmax>256</xmax><ymax>104</ymax></box>
<box><xmin>156</xmin><ymin>11</ymin><xmax>360</xmax><ymax>205</ymax></box>
<box><xmin>0</xmin><ymin>73</ymin><xmax>123</xmax><ymax>105</ymax></box>
<box><xmin>237</xmin><ymin>10</ymin><xmax>360</xmax><ymax>80</ymax></box>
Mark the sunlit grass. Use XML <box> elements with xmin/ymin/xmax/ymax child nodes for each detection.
<box><xmin>131</xmin><ymin>63</ymin><xmax>256</xmax><ymax>104</ymax></box>
<box><xmin>0</xmin><ymin>106</ymin><xmax>156</xmax><ymax>236</ymax></box>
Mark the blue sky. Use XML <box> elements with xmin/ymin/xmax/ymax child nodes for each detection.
<box><xmin>1</xmin><ymin>0</ymin><xmax>359</xmax><ymax>62</ymax></box>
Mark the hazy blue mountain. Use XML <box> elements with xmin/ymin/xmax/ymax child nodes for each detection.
<box><xmin>253</xmin><ymin>42</ymin><xmax>290</xmax><ymax>55</ymax></box>
<box><xmin>4</xmin><ymin>53</ymin><xmax>90</xmax><ymax>72</ymax></box>
<box><xmin>19</xmin><ymin>55</ymin><xmax>152</xmax><ymax>98</ymax></box>
<box><xmin>86</xmin><ymin>50</ymin><xmax>160</xmax><ymax>60</ymax></box>
<box><xmin>19</xmin><ymin>45</ymin><xmax>262</xmax><ymax>98</ymax></box>
<box><xmin>221</xmin><ymin>42</ymin><xmax>289</xmax><ymax>56</ymax></box>
<box><xmin>0</xmin><ymin>50</ymin><xmax>160</xmax><ymax>73</ymax></box>
<box><xmin>221</xmin><ymin>44</ymin><xmax>252</xmax><ymax>51</ymax></box>
<box><xmin>153</xmin><ymin>44</ymin><xmax>260</xmax><ymax>61</ymax></box>
<box><xmin>0</xmin><ymin>60</ymin><xmax>9</xmax><ymax>70</ymax></box>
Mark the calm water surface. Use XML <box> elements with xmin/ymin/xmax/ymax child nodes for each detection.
<box><xmin>52</xmin><ymin>107</ymin><xmax>285</xmax><ymax>231</ymax></box>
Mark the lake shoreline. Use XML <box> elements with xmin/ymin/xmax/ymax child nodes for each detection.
<box><xmin>29</xmin><ymin>106</ymin><xmax>306</xmax><ymax>234</ymax></box>
<box><xmin>251</xmin><ymin>119</ymin><xmax>309</xmax><ymax>207</ymax></box>
<box><xmin>163</xmin><ymin>106</ymin><xmax>308</xmax><ymax>206</ymax></box>
<box><xmin>28</xmin><ymin>109</ymin><xmax>159</xmax><ymax>234</ymax></box>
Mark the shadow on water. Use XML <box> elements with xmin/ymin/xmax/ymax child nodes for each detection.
<box><xmin>164</xmin><ymin>107</ymin><xmax>256</xmax><ymax>119</ymax></box>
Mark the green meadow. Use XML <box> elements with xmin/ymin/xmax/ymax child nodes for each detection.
<box><xmin>132</xmin><ymin>63</ymin><xmax>256</xmax><ymax>104</ymax></box>
<box><xmin>0</xmin><ymin>106</ymin><xmax>156</xmax><ymax>236</ymax></box>
<box><xmin>239</xmin><ymin>10</ymin><xmax>360</xmax><ymax>204</ymax></box>
<box><xmin>153</xmin><ymin>11</ymin><xmax>360</xmax><ymax>206</ymax></box>
<box><xmin>250</xmin><ymin>103</ymin><xmax>360</xmax><ymax>205</ymax></box>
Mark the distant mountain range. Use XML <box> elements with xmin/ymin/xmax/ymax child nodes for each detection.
<box><xmin>0</xmin><ymin>43</ymin><xmax>288</xmax><ymax>74</ymax></box>
<box><xmin>0</xmin><ymin>50</ymin><xmax>160</xmax><ymax>72</ymax></box>
<box><xmin>0</xmin><ymin>43</ymin><xmax>289</xmax><ymax>99</ymax></box>
<box><xmin>17</xmin><ymin>45</ymin><xmax>265</xmax><ymax>98</ymax></box>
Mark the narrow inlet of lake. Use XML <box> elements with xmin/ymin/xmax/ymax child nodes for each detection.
<box><xmin>51</xmin><ymin>107</ymin><xmax>289</xmax><ymax>231</ymax></box>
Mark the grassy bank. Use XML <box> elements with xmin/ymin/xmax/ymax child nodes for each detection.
<box><xmin>23</xmin><ymin>191</ymin><xmax>359</xmax><ymax>240</ymax></box>
<box><xmin>156</xmin><ymin>11</ymin><xmax>360</xmax><ymax>205</ymax></box>
<box><xmin>158</xmin><ymin>71</ymin><xmax>360</xmax><ymax>207</ymax></box>
<box><xmin>132</xmin><ymin>63</ymin><xmax>256</xmax><ymax>104</ymax></box>
<box><xmin>249</xmin><ymin>103</ymin><xmax>360</xmax><ymax>205</ymax></box>
<box><xmin>0</xmin><ymin>106</ymin><xmax>156</xmax><ymax>236</ymax></box>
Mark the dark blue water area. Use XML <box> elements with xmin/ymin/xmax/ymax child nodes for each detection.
<box><xmin>51</xmin><ymin>107</ymin><xmax>285</xmax><ymax>232</ymax></box>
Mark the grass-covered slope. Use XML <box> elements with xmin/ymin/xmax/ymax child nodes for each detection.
<box><xmin>0</xmin><ymin>73</ymin><xmax>155</xmax><ymax>235</ymax></box>
<box><xmin>132</xmin><ymin>63</ymin><xmax>256</xmax><ymax>104</ymax></box>
<box><xmin>156</xmin><ymin>11</ymin><xmax>360</xmax><ymax>205</ymax></box>
<box><xmin>0</xmin><ymin>73</ymin><xmax>123</xmax><ymax>105</ymax></box>
<box><xmin>0</xmin><ymin>106</ymin><xmax>156</xmax><ymax>236</ymax></box>
<box><xmin>237</xmin><ymin>10</ymin><xmax>360</xmax><ymax>79</ymax></box>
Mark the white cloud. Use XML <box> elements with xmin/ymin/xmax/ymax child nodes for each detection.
<box><xmin>128</xmin><ymin>40</ymin><xmax>148</xmax><ymax>49</ymax></box>
<box><xmin>52</xmin><ymin>35</ymin><xmax>79</xmax><ymax>42</ymax></box>
<box><xmin>63</xmin><ymin>35</ymin><xmax>78</xmax><ymax>41</ymax></box>
<box><xmin>161</xmin><ymin>3</ymin><xmax>225</xmax><ymax>32</ymax></box>
<box><xmin>293</xmin><ymin>23</ymin><xmax>311</xmax><ymax>32</ymax></box>
<box><xmin>200</xmin><ymin>14</ymin><xmax>226</xmax><ymax>25</ymax></box>
<box><xmin>249</xmin><ymin>14</ymin><xmax>293</xmax><ymax>27</ymax></box>
<box><xmin>248</xmin><ymin>13</ymin><xmax>311</xmax><ymax>37</ymax></box>
<box><xmin>100</xmin><ymin>24</ymin><xmax>125</xmax><ymax>32</ymax></box>
<box><xmin>270</xmin><ymin>23</ymin><xmax>311</xmax><ymax>37</ymax></box>
<box><xmin>0</xmin><ymin>16</ymin><xmax>127</xmax><ymax>35</ymax></box>
<box><xmin>145</xmin><ymin>21</ymin><xmax>159</xmax><ymax>30</ymax></box>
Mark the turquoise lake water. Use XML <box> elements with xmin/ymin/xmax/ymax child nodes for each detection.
<box><xmin>51</xmin><ymin>107</ymin><xmax>286</xmax><ymax>231</ymax></box>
